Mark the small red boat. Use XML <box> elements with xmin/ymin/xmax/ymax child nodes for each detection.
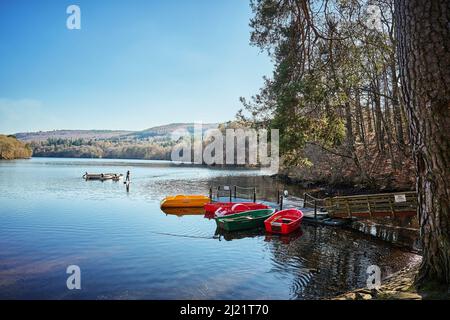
<box><xmin>264</xmin><ymin>209</ymin><xmax>303</xmax><ymax>234</ymax></box>
<box><xmin>213</xmin><ymin>203</ymin><xmax>270</xmax><ymax>217</ymax></box>
<box><xmin>204</xmin><ymin>202</ymin><xmax>233</xmax><ymax>213</ymax></box>
<box><xmin>204</xmin><ymin>202</ymin><xmax>269</xmax><ymax>214</ymax></box>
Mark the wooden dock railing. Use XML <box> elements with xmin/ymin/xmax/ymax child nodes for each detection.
<box><xmin>324</xmin><ymin>191</ymin><xmax>417</xmax><ymax>218</ymax></box>
<box><xmin>212</xmin><ymin>185</ymin><xmax>257</xmax><ymax>203</ymax></box>
<box><xmin>302</xmin><ymin>192</ymin><xmax>327</xmax><ymax>219</ymax></box>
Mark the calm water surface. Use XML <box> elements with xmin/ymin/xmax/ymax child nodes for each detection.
<box><xmin>0</xmin><ymin>158</ymin><xmax>420</xmax><ymax>299</ymax></box>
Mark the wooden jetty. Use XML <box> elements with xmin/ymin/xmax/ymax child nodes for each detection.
<box><xmin>324</xmin><ymin>191</ymin><xmax>417</xmax><ymax>218</ymax></box>
<box><xmin>210</xmin><ymin>185</ymin><xmax>417</xmax><ymax>225</ymax></box>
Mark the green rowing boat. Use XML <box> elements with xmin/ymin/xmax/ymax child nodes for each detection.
<box><xmin>215</xmin><ymin>208</ymin><xmax>276</xmax><ymax>232</ymax></box>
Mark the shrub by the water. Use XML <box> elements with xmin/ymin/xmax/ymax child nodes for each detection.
<box><xmin>0</xmin><ymin>135</ymin><xmax>33</xmax><ymax>159</ymax></box>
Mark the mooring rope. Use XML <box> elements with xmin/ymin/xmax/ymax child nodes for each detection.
<box><xmin>149</xmin><ymin>230</ymin><xmax>219</xmax><ymax>240</ymax></box>
<box><xmin>235</xmin><ymin>191</ymin><xmax>252</xmax><ymax>198</ymax></box>
<box><xmin>235</xmin><ymin>186</ymin><xmax>256</xmax><ymax>190</ymax></box>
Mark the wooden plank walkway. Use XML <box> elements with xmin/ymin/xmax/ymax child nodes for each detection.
<box><xmin>325</xmin><ymin>191</ymin><xmax>417</xmax><ymax>219</ymax></box>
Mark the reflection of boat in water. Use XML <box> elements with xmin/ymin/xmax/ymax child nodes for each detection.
<box><xmin>204</xmin><ymin>212</ymin><xmax>216</xmax><ymax>220</ymax></box>
<box><xmin>214</xmin><ymin>226</ymin><xmax>264</xmax><ymax>241</ymax></box>
<box><xmin>265</xmin><ymin>228</ymin><xmax>304</xmax><ymax>244</ymax></box>
<box><xmin>161</xmin><ymin>207</ymin><xmax>206</xmax><ymax>216</ymax></box>
<box><xmin>83</xmin><ymin>173</ymin><xmax>123</xmax><ymax>181</ymax></box>
<box><xmin>214</xmin><ymin>225</ymin><xmax>303</xmax><ymax>243</ymax></box>
<box><xmin>160</xmin><ymin>195</ymin><xmax>210</xmax><ymax>208</ymax></box>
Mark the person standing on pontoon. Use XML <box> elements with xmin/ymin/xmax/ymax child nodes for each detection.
<box><xmin>125</xmin><ymin>170</ymin><xmax>130</xmax><ymax>182</ymax></box>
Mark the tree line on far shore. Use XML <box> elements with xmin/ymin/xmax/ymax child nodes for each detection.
<box><xmin>28</xmin><ymin>137</ymin><xmax>173</xmax><ymax>160</ymax></box>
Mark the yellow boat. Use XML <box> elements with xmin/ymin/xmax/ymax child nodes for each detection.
<box><xmin>161</xmin><ymin>207</ymin><xmax>206</xmax><ymax>216</ymax></box>
<box><xmin>160</xmin><ymin>195</ymin><xmax>210</xmax><ymax>208</ymax></box>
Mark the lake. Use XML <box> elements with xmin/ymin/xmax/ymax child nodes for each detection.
<box><xmin>0</xmin><ymin>158</ymin><xmax>420</xmax><ymax>299</ymax></box>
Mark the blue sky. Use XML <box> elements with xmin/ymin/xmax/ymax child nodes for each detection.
<box><xmin>0</xmin><ymin>0</ymin><xmax>272</xmax><ymax>134</ymax></box>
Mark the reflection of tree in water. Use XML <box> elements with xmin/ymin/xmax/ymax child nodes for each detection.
<box><xmin>352</xmin><ymin>216</ymin><xmax>420</xmax><ymax>251</ymax></box>
<box><xmin>265</xmin><ymin>225</ymin><xmax>418</xmax><ymax>299</ymax></box>
<box><xmin>148</xmin><ymin>174</ymin><xmax>306</xmax><ymax>202</ymax></box>
<box><xmin>209</xmin><ymin>175</ymin><xmax>306</xmax><ymax>202</ymax></box>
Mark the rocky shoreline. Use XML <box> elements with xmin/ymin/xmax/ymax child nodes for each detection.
<box><xmin>333</xmin><ymin>262</ymin><xmax>422</xmax><ymax>300</ymax></box>
<box><xmin>332</xmin><ymin>260</ymin><xmax>449</xmax><ymax>300</ymax></box>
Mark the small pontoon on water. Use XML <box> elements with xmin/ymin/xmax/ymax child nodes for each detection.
<box><xmin>83</xmin><ymin>173</ymin><xmax>123</xmax><ymax>181</ymax></box>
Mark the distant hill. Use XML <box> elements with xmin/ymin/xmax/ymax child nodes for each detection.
<box><xmin>125</xmin><ymin>123</ymin><xmax>219</xmax><ymax>140</ymax></box>
<box><xmin>14</xmin><ymin>130</ymin><xmax>133</xmax><ymax>142</ymax></box>
<box><xmin>15</xmin><ymin>123</ymin><xmax>219</xmax><ymax>142</ymax></box>
<box><xmin>12</xmin><ymin>123</ymin><xmax>220</xmax><ymax>160</ymax></box>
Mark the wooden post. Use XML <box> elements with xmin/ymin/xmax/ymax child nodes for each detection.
<box><xmin>314</xmin><ymin>200</ymin><xmax>317</xmax><ymax>220</ymax></box>
<box><xmin>277</xmin><ymin>190</ymin><xmax>280</xmax><ymax>204</ymax></box>
<box><xmin>229</xmin><ymin>189</ymin><xmax>232</xmax><ymax>203</ymax></box>
<box><xmin>389</xmin><ymin>196</ymin><xmax>395</xmax><ymax>218</ymax></box>
<box><xmin>303</xmin><ymin>193</ymin><xmax>307</xmax><ymax>208</ymax></box>
<box><xmin>253</xmin><ymin>188</ymin><xmax>256</xmax><ymax>203</ymax></box>
<box><xmin>279</xmin><ymin>195</ymin><xmax>283</xmax><ymax>210</ymax></box>
<box><xmin>346</xmin><ymin>199</ymin><xmax>351</xmax><ymax>218</ymax></box>
<box><xmin>209</xmin><ymin>187</ymin><xmax>213</xmax><ymax>202</ymax></box>
<box><xmin>367</xmin><ymin>196</ymin><xmax>372</xmax><ymax>218</ymax></box>
<box><xmin>234</xmin><ymin>186</ymin><xmax>237</xmax><ymax>199</ymax></box>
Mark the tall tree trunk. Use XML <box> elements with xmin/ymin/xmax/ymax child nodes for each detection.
<box><xmin>395</xmin><ymin>0</ymin><xmax>450</xmax><ymax>289</ymax></box>
<box><xmin>383</xmin><ymin>71</ymin><xmax>398</xmax><ymax>170</ymax></box>
<box><xmin>366</xmin><ymin>95</ymin><xmax>373</xmax><ymax>133</ymax></box>
<box><xmin>390</xmin><ymin>59</ymin><xmax>405</xmax><ymax>147</ymax></box>
<box><xmin>344</xmin><ymin>100</ymin><xmax>365</xmax><ymax>180</ymax></box>
<box><xmin>387</xmin><ymin>2</ymin><xmax>406</xmax><ymax>148</ymax></box>
<box><xmin>356</xmin><ymin>91</ymin><xmax>368</xmax><ymax>153</ymax></box>
<box><xmin>372</xmin><ymin>79</ymin><xmax>385</xmax><ymax>153</ymax></box>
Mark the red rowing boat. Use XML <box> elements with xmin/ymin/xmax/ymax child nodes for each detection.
<box><xmin>204</xmin><ymin>202</ymin><xmax>269</xmax><ymax>214</ymax></box>
<box><xmin>213</xmin><ymin>203</ymin><xmax>270</xmax><ymax>217</ymax></box>
<box><xmin>264</xmin><ymin>209</ymin><xmax>303</xmax><ymax>234</ymax></box>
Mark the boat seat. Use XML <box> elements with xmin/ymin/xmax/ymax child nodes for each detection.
<box><xmin>271</xmin><ymin>222</ymin><xmax>283</xmax><ymax>227</ymax></box>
